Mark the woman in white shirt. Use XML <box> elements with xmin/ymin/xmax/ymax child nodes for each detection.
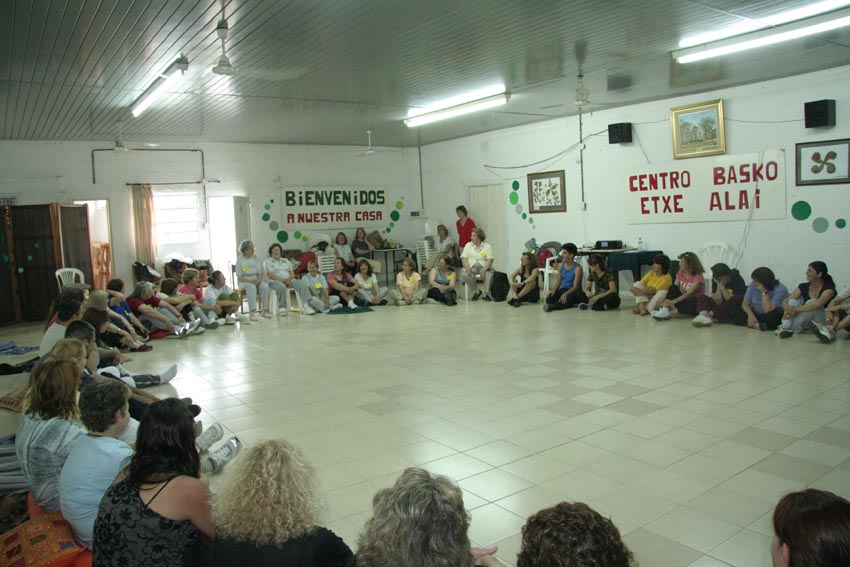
<box><xmin>265</xmin><ymin>243</ymin><xmax>309</xmax><ymax>317</ymax></box>
<box><xmin>460</xmin><ymin>228</ymin><xmax>494</xmax><ymax>301</ymax></box>
<box><xmin>333</xmin><ymin>232</ymin><xmax>356</xmax><ymax>274</ymax></box>
<box><xmin>354</xmin><ymin>259</ymin><xmax>388</xmax><ymax>306</ymax></box>
<box><xmin>426</xmin><ymin>224</ymin><xmax>455</xmax><ymax>270</ymax></box>
<box><xmin>236</xmin><ymin>240</ymin><xmax>271</xmax><ymax>320</ymax></box>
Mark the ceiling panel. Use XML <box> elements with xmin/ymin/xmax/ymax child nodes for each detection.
<box><xmin>0</xmin><ymin>0</ymin><xmax>848</xmax><ymax>147</ymax></box>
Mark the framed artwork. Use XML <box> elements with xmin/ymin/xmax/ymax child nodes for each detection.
<box><xmin>796</xmin><ymin>139</ymin><xmax>850</xmax><ymax>186</ymax></box>
<box><xmin>670</xmin><ymin>99</ymin><xmax>726</xmax><ymax>159</ymax></box>
<box><xmin>527</xmin><ymin>170</ymin><xmax>566</xmax><ymax>214</ymax></box>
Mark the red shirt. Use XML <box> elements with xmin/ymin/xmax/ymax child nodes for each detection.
<box><xmin>178</xmin><ymin>284</ymin><xmax>202</xmax><ymax>301</ymax></box>
<box><xmin>126</xmin><ymin>296</ymin><xmax>160</xmax><ymax>316</ymax></box>
<box><xmin>456</xmin><ymin>217</ymin><xmax>477</xmax><ymax>248</ymax></box>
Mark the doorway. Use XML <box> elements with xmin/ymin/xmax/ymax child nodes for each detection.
<box><xmin>74</xmin><ymin>199</ymin><xmax>113</xmax><ymax>289</ymax></box>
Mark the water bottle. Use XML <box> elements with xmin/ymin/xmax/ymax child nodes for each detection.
<box><xmin>637</xmin><ymin>237</ymin><xmax>644</xmax><ymax>251</ymax></box>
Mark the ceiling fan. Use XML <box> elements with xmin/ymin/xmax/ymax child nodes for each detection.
<box><xmin>356</xmin><ymin>129</ymin><xmax>399</xmax><ymax>157</ymax></box>
<box><xmin>540</xmin><ymin>40</ymin><xmax>615</xmax><ymax>111</ymax></box>
<box><xmin>112</xmin><ymin>121</ymin><xmax>129</xmax><ymax>152</ymax></box>
<box><xmin>211</xmin><ymin>13</ymin><xmax>305</xmax><ymax>81</ymax></box>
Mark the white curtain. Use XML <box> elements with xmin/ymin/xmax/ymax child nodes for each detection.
<box><xmin>468</xmin><ymin>184</ymin><xmax>508</xmax><ymax>273</ymax></box>
<box><xmin>131</xmin><ymin>184</ymin><xmax>157</xmax><ymax>266</ymax></box>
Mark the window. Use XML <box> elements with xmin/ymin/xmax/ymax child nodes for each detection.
<box><xmin>154</xmin><ymin>191</ymin><xmax>200</xmax><ymax>245</ymax></box>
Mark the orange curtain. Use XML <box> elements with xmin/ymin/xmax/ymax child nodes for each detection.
<box><xmin>131</xmin><ymin>184</ymin><xmax>157</xmax><ymax>266</ymax></box>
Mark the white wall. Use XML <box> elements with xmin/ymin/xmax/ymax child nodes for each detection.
<box><xmin>0</xmin><ymin>141</ymin><xmax>423</xmax><ymax>285</ymax></box>
<box><xmin>420</xmin><ymin>65</ymin><xmax>850</xmax><ymax>288</ymax></box>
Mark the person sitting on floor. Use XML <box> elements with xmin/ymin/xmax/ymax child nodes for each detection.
<box><xmin>301</xmin><ymin>259</ymin><xmax>341</xmax><ymax>314</ymax></box>
<box><xmin>85</xmin><ymin>291</ymin><xmax>150</xmax><ymax>352</ymax></box>
<box><xmin>388</xmin><ymin>257</ymin><xmax>427</xmax><ymax>306</ymax></box>
<box><xmin>516</xmin><ymin>501</ymin><xmax>635</xmax><ymax>567</ymax></box>
<box><xmin>653</xmin><ymin>251</ymin><xmax>705</xmax><ymax>320</ymax></box>
<box><xmin>354</xmin><ymin>258</ymin><xmax>388</xmax><ymax>306</ymax></box>
<box><xmin>59</xmin><ymin>381</ymin><xmax>135</xmax><ymax>548</ymax></box>
<box><xmin>581</xmin><ymin>254</ymin><xmax>620</xmax><ymax>311</ymax></box>
<box><xmin>544</xmin><ymin>243</ymin><xmax>586</xmax><ymax>312</ymax></box>
<box><xmin>178</xmin><ymin>269</ymin><xmax>221</xmax><ymax>328</ymax></box>
<box><xmin>507</xmin><ymin>252</ymin><xmax>540</xmax><ymax>307</ymax></box>
<box><xmin>357</xmin><ymin>467</ymin><xmax>502</xmax><ymax>567</ymax></box>
<box><xmin>92</xmin><ymin>398</ymin><xmax>216</xmax><ymax>567</ymax></box>
<box><xmin>813</xmin><ymin>283</ymin><xmax>850</xmax><ymax>343</ymax></box>
<box><xmin>691</xmin><ymin>263</ymin><xmax>748</xmax><ymax>327</ymax></box>
<box><xmin>204</xmin><ymin>439</ymin><xmax>355</xmax><ymax>567</ymax></box>
<box><xmin>778</xmin><ymin>260</ymin><xmax>836</xmax><ymax>339</ymax></box>
<box><xmin>156</xmin><ymin>279</ymin><xmax>204</xmax><ymax>336</ymax></box>
<box><xmin>236</xmin><ymin>239</ymin><xmax>271</xmax><ymax>320</ymax></box>
<box><xmin>327</xmin><ymin>257</ymin><xmax>360</xmax><ymax>309</ymax></box>
<box><xmin>16</xmin><ymin>354</ymin><xmax>87</xmax><ymax>512</ymax></box>
<box><xmin>127</xmin><ymin>281</ymin><xmax>190</xmax><ymax>336</ymax></box>
<box><xmin>460</xmin><ymin>227</ymin><xmax>494</xmax><ymax>301</ymax></box>
<box><xmin>426</xmin><ymin>255</ymin><xmax>458</xmax><ymax>306</ymax></box>
<box><xmin>40</xmin><ymin>298</ymin><xmax>82</xmax><ymax>357</ymax></box>
<box><xmin>203</xmin><ymin>270</ymin><xmax>243</xmax><ymax>324</ymax></box>
<box><xmin>44</xmin><ymin>287</ymin><xmax>86</xmax><ymax>331</ymax></box>
<box><xmin>631</xmin><ymin>254</ymin><xmax>672</xmax><ymax>316</ymax></box>
<box><xmin>106</xmin><ymin>278</ymin><xmax>151</xmax><ymax>341</ymax></box>
<box><xmin>729</xmin><ymin>267</ymin><xmax>789</xmax><ymax>332</ymax></box>
<box><xmin>771</xmin><ymin>489</ymin><xmax>850</xmax><ymax>567</ymax></box>
<box><xmin>265</xmin><ymin>243</ymin><xmax>310</xmax><ymax>316</ymax></box>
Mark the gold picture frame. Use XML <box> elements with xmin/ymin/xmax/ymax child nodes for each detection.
<box><xmin>669</xmin><ymin>99</ymin><xmax>726</xmax><ymax>159</ymax></box>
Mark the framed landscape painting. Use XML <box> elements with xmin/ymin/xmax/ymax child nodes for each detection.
<box><xmin>527</xmin><ymin>170</ymin><xmax>566</xmax><ymax>214</ymax></box>
<box><xmin>670</xmin><ymin>99</ymin><xmax>726</xmax><ymax>159</ymax></box>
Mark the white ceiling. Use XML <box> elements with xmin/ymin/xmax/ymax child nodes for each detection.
<box><xmin>1</xmin><ymin>0</ymin><xmax>849</xmax><ymax>147</ymax></box>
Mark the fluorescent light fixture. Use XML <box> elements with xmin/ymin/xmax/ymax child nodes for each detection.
<box><xmin>680</xmin><ymin>0</ymin><xmax>850</xmax><ymax>47</ymax></box>
<box><xmin>131</xmin><ymin>57</ymin><xmax>189</xmax><ymax>117</ymax></box>
<box><xmin>404</xmin><ymin>87</ymin><xmax>509</xmax><ymax>127</ymax></box>
<box><xmin>674</xmin><ymin>8</ymin><xmax>850</xmax><ymax>63</ymax></box>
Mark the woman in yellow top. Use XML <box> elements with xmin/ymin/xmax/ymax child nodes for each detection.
<box><xmin>387</xmin><ymin>258</ymin><xmax>427</xmax><ymax>306</ymax></box>
<box><xmin>631</xmin><ymin>254</ymin><xmax>672</xmax><ymax>316</ymax></box>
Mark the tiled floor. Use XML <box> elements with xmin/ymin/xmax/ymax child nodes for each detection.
<box><xmin>3</xmin><ymin>301</ymin><xmax>849</xmax><ymax>567</ymax></box>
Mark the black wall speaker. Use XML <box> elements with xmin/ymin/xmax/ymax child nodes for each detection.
<box><xmin>608</xmin><ymin>122</ymin><xmax>632</xmax><ymax>144</ymax></box>
<box><xmin>804</xmin><ymin>99</ymin><xmax>836</xmax><ymax>128</ymax></box>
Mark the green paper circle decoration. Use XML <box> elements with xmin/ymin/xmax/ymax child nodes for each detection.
<box><xmin>1</xmin><ymin>254</ymin><xmax>8</xmax><ymax>264</ymax></box>
<box><xmin>18</xmin><ymin>267</ymin><xmax>24</xmax><ymax>273</ymax></box>
<box><xmin>509</xmin><ymin>192</ymin><xmax>519</xmax><ymax>205</ymax></box>
<box><xmin>26</xmin><ymin>255</ymin><xmax>33</xmax><ymax>261</ymax></box>
<box><xmin>269</xmin><ymin>221</ymin><xmax>279</xmax><ymax>231</ymax></box>
<box><xmin>262</xmin><ymin>213</ymin><xmax>270</xmax><ymax>222</ymax></box>
<box><xmin>791</xmin><ymin>201</ymin><xmax>812</xmax><ymax>221</ymax></box>
<box><xmin>389</xmin><ymin>222</ymin><xmax>395</xmax><ymax>228</ymax></box>
<box><xmin>302</xmin><ymin>236</ymin><xmax>308</xmax><ymax>242</ymax></box>
<box><xmin>515</xmin><ymin>204</ymin><xmax>523</xmax><ymax>214</ymax></box>
<box><xmin>812</xmin><ymin>217</ymin><xmax>829</xmax><ymax>233</ymax></box>
<box><xmin>276</xmin><ymin>231</ymin><xmax>289</xmax><ymax>243</ymax></box>
<box><xmin>294</xmin><ymin>231</ymin><xmax>302</xmax><ymax>239</ymax></box>
<box><xmin>836</xmin><ymin>218</ymin><xmax>847</xmax><ymax>229</ymax></box>
<box><xmin>395</xmin><ymin>200</ymin><xmax>404</xmax><ymax>210</ymax></box>
<box><xmin>264</xmin><ymin>204</ymin><xmax>271</xmax><ymax>211</ymax></box>
<box><xmin>528</xmin><ymin>217</ymin><xmax>533</xmax><ymax>224</ymax></box>
<box><xmin>522</xmin><ymin>213</ymin><xmax>527</xmax><ymax>219</ymax></box>
<box><xmin>34</xmin><ymin>242</ymin><xmax>41</xmax><ymax>249</ymax></box>
<box><xmin>385</xmin><ymin>228</ymin><xmax>391</xmax><ymax>233</ymax></box>
<box><xmin>512</xmin><ymin>180</ymin><xmax>520</xmax><ymax>190</ymax></box>
<box><xmin>390</xmin><ymin>210</ymin><xmax>400</xmax><ymax>222</ymax></box>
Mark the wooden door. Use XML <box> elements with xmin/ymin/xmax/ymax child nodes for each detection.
<box><xmin>11</xmin><ymin>205</ymin><xmax>59</xmax><ymax>321</ymax></box>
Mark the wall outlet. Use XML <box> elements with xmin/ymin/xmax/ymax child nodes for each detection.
<box><xmin>410</xmin><ymin>210</ymin><xmax>421</xmax><ymax>217</ymax></box>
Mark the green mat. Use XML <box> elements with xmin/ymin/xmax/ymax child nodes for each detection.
<box><xmin>326</xmin><ymin>306</ymin><xmax>375</xmax><ymax>315</ymax></box>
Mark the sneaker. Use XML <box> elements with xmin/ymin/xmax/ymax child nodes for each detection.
<box><xmin>578</xmin><ymin>303</ymin><xmax>589</xmax><ymax>310</ymax></box>
<box><xmin>278</xmin><ymin>308</ymin><xmax>288</xmax><ymax>317</ymax></box>
<box><xmin>691</xmin><ymin>314</ymin><xmax>713</xmax><ymax>327</ymax></box>
<box><xmin>347</xmin><ymin>301</ymin><xmax>358</xmax><ymax>310</ymax></box>
<box><xmin>810</xmin><ymin>321</ymin><xmax>835</xmax><ymax>344</ymax></box>
<box><xmin>507</xmin><ymin>298</ymin><xmax>516</xmax><ymax>306</ymax></box>
<box><xmin>513</xmin><ymin>301</ymin><xmax>521</xmax><ymax>308</ymax></box>
<box><xmin>262</xmin><ymin>311</ymin><xmax>273</xmax><ymax>318</ymax></box>
<box><xmin>379</xmin><ymin>299</ymin><xmax>388</xmax><ymax>306</ymax></box>
<box><xmin>471</xmin><ymin>291</ymin><xmax>482</xmax><ymax>301</ymax></box>
<box><xmin>651</xmin><ymin>307</ymin><xmax>671</xmax><ymax>320</ymax></box>
<box><xmin>413</xmin><ymin>298</ymin><xmax>423</xmax><ymax>304</ymax></box>
<box><xmin>189</xmin><ymin>325</ymin><xmax>206</xmax><ymax>336</ymax></box>
<box><xmin>424</xmin><ymin>297</ymin><xmax>440</xmax><ymax>304</ymax></box>
<box><xmin>330</xmin><ymin>303</ymin><xmax>343</xmax><ymax>311</ymax></box>
<box><xmin>543</xmin><ymin>303</ymin><xmax>553</xmax><ymax>312</ymax></box>
<box><xmin>482</xmin><ymin>295</ymin><xmax>492</xmax><ymax>302</ymax></box>
<box><xmin>249</xmin><ymin>312</ymin><xmax>259</xmax><ymax>321</ymax></box>
<box><xmin>778</xmin><ymin>329</ymin><xmax>794</xmax><ymax>338</ymax></box>
<box><xmin>205</xmin><ymin>437</ymin><xmax>242</xmax><ymax>473</ymax></box>
<box><xmin>186</xmin><ymin>319</ymin><xmax>203</xmax><ymax>335</ymax></box>
<box><xmin>196</xmin><ymin>423</ymin><xmax>223</xmax><ymax>452</ymax></box>
<box><xmin>302</xmin><ymin>304</ymin><xmax>316</xmax><ymax>315</ymax></box>
<box><xmin>204</xmin><ymin>321</ymin><xmax>219</xmax><ymax>330</ymax></box>
<box><xmin>217</xmin><ymin>317</ymin><xmax>228</xmax><ymax>326</ymax></box>
<box><xmin>396</xmin><ymin>299</ymin><xmax>406</xmax><ymax>306</ymax></box>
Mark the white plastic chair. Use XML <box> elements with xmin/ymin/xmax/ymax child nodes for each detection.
<box><xmin>285</xmin><ymin>286</ymin><xmax>303</xmax><ymax>313</ymax></box>
<box><xmin>543</xmin><ymin>255</ymin><xmax>559</xmax><ymax>294</ymax></box>
<box><xmin>698</xmin><ymin>242</ymin><xmax>733</xmax><ymax>282</ymax></box>
<box><xmin>309</xmin><ymin>234</ymin><xmax>332</xmax><ymax>248</ymax></box>
<box><xmin>317</xmin><ymin>254</ymin><xmax>336</xmax><ymax>275</ymax></box>
<box><xmin>415</xmin><ymin>240</ymin><xmax>434</xmax><ymax>273</ymax></box>
<box><xmin>55</xmin><ymin>268</ymin><xmax>85</xmax><ymax>291</ymax></box>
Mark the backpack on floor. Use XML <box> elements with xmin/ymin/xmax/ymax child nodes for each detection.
<box><xmin>490</xmin><ymin>272</ymin><xmax>510</xmax><ymax>302</ymax></box>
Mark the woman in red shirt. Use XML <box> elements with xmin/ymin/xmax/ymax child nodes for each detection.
<box><xmin>455</xmin><ymin>205</ymin><xmax>477</xmax><ymax>249</ymax></box>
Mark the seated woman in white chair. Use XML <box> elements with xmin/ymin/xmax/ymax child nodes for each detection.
<box><xmin>236</xmin><ymin>239</ymin><xmax>271</xmax><ymax>320</ymax></box>
<box><xmin>426</xmin><ymin>224</ymin><xmax>455</xmax><ymax>270</ymax></box>
<box><xmin>265</xmin><ymin>243</ymin><xmax>309</xmax><ymax>316</ymax></box>
<box><xmin>460</xmin><ymin>227</ymin><xmax>494</xmax><ymax>301</ymax></box>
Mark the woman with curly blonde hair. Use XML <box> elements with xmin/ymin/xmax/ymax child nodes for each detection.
<box><xmin>206</xmin><ymin>439</ymin><xmax>355</xmax><ymax>566</ymax></box>
<box><xmin>357</xmin><ymin>467</ymin><xmax>502</xmax><ymax>567</ymax></box>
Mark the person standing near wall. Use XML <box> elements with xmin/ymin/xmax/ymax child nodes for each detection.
<box><xmin>455</xmin><ymin>206</ymin><xmax>477</xmax><ymax>249</ymax></box>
